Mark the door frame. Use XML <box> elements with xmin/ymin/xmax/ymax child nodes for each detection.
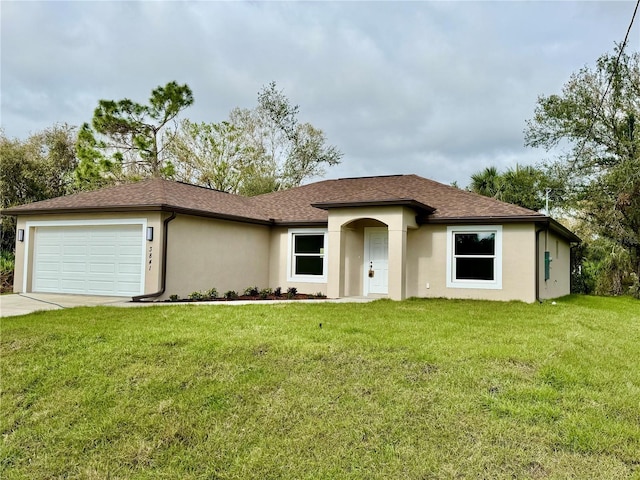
<box><xmin>363</xmin><ymin>227</ymin><xmax>388</xmax><ymax>296</ymax></box>
<box><xmin>24</xmin><ymin>218</ymin><xmax>147</xmax><ymax>295</ymax></box>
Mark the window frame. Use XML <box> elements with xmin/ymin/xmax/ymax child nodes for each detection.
<box><xmin>287</xmin><ymin>228</ymin><xmax>328</xmax><ymax>283</ymax></box>
<box><xmin>446</xmin><ymin>225</ymin><xmax>502</xmax><ymax>290</ymax></box>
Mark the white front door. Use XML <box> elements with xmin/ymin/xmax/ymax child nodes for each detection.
<box><xmin>364</xmin><ymin>228</ymin><xmax>388</xmax><ymax>295</ymax></box>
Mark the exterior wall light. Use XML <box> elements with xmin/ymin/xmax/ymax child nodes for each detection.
<box><xmin>18</xmin><ymin>229</ymin><xmax>25</xmax><ymax>242</ymax></box>
<box><xmin>146</xmin><ymin>227</ymin><xmax>154</xmax><ymax>241</ymax></box>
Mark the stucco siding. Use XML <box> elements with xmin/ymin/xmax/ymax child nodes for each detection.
<box><xmin>538</xmin><ymin>230</ymin><xmax>571</xmax><ymax>299</ymax></box>
<box><xmin>406</xmin><ymin>223</ymin><xmax>537</xmax><ymax>302</ymax></box>
<box><xmin>268</xmin><ymin>227</ymin><xmax>327</xmax><ymax>295</ymax></box>
<box><xmin>164</xmin><ymin>215</ymin><xmax>270</xmax><ymax>299</ymax></box>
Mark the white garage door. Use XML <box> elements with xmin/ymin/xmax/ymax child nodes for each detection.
<box><xmin>33</xmin><ymin>224</ymin><xmax>144</xmax><ymax>296</ymax></box>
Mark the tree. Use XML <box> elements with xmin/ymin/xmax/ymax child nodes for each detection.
<box><xmin>468</xmin><ymin>164</ymin><xmax>556</xmax><ymax>212</ymax></box>
<box><xmin>169</xmin><ymin>119</ymin><xmax>250</xmax><ymax>193</ymax></box>
<box><xmin>252</xmin><ymin>81</ymin><xmax>342</xmax><ymax>192</ymax></box>
<box><xmin>469</xmin><ymin>166</ymin><xmax>502</xmax><ymax>199</ymax></box>
<box><xmin>168</xmin><ymin>82</ymin><xmax>341</xmax><ymax>196</ymax></box>
<box><xmin>75</xmin><ymin>81</ymin><xmax>194</xmax><ymax>189</ymax></box>
<box><xmin>525</xmin><ymin>47</ymin><xmax>640</xmax><ymax>295</ymax></box>
<box><xmin>0</xmin><ymin>125</ymin><xmax>78</xmax><ymax>250</ymax></box>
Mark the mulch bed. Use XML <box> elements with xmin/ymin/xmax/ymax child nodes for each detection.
<box><xmin>164</xmin><ymin>294</ymin><xmax>326</xmax><ymax>303</ymax></box>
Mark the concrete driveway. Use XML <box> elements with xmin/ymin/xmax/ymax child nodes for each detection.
<box><xmin>0</xmin><ymin>293</ymin><xmax>132</xmax><ymax>318</ymax></box>
<box><xmin>0</xmin><ymin>293</ymin><xmax>379</xmax><ymax>318</ymax></box>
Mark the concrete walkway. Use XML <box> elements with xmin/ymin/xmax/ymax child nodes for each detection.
<box><xmin>0</xmin><ymin>293</ymin><xmax>377</xmax><ymax>318</ymax></box>
<box><xmin>0</xmin><ymin>293</ymin><xmax>132</xmax><ymax>318</ymax></box>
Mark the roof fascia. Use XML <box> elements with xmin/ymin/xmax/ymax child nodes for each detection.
<box><xmin>1</xmin><ymin>205</ymin><xmax>272</xmax><ymax>226</ymax></box>
<box><xmin>311</xmin><ymin>199</ymin><xmax>436</xmax><ymax>215</ymax></box>
<box><xmin>270</xmin><ymin>220</ymin><xmax>328</xmax><ymax>228</ymax></box>
<box><xmin>421</xmin><ymin>215</ymin><xmax>546</xmax><ymax>225</ymax></box>
<box><xmin>546</xmin><ymin>218</ymin><xmax>581</xmax><ymax>243</ymax></box>
<box><xmin>421</xmin><ymin>215</ymin><xmax>580</xmax><ymax>243</ymax></box>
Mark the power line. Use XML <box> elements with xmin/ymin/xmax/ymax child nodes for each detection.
<box><xmin>573</xmin><ymin>0</ymin><xmax>639</xmax><ymax>166</ymax></box>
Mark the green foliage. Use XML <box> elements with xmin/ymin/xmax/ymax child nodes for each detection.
<box><xmin>1</xmin><ymin>297</ymin><xmax>638</xmax><ymax>478</ymax></box>
<box><xmin>525</xmin><ymin>47</ymin><xmax>640</xmax><ymax>289</ymax></box>
<box><xmin>572</xmin><ymin>237</ymin><xmax>639</xmax><ymax>298</ymax></box>
<box><xmin>168</xmin><ymin>294</ymin><xmax>180</xmax><ymax>302</ymax></box>
<box><xmin>468</xmin><ymin>164</ymin><xmax>559</xmax><ymax>211</ymax></box>
<box><xmin>188</xmin><ymin>290</ymin><xmax>205</xmax><ymax>300</ymax></box>
<box><xmin>0</xmin><ymin>125</ymin><xmax>78</xmax><ymax>250</ymax></box>
<box><xmin>286</xmin><ymin>286</ymin><xmax>298</xmax><ymax>299</ymax></box>
<box><xmin>243</xmin><ymin>286</ymin><xmax>260</xmax><ymax>297</ymax></box>
<box><xmin>1</xmin><ymin>250</ymin><xmax>15</xmax><ymax>293</ymax></box>
<box><xmin>273</xmin><ymin>286</ymin><xmax>282</xmax><ymax>297</ymax></box>
<box><xmin>223</xmin><ymin>290</ymin><xmax>238</xmax><ymax>300</ymax></box>
<box><xmin>75</xmin><ymin>81</ymin><xmax>193</xmax><ymax>188</ymax></box>
<box><xmin>175</xmin><ymin>81</ymin><xmax>342</xmax><ymax>196</ymax></box>
<box><xmin>206</xmin><ymin>288</ymin><xmax>218</xmax><ymax>299</ymax></box>
<box><xmin>169</xmin><ymin>119</ymin><xmax>250</xmax><ymax>192</ymax></box>
<box><xmin>187</xmin><ymin>288</ymin><xmax>218</xmax><ymax>301</ymax></box>
<box><xmin>259</xmin><ymin>288</ymin><xmax>273</xmax><ymax>300</ymax></box>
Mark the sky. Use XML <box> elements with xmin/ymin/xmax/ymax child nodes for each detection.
<box><xmin>1</xmin><ymin>1</ymin><xmax>638</xmax><ymax>188</ymax></box>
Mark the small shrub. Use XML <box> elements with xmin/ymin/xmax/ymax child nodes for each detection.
<box><xmin>0</xmin><ymin>250</ymin><xmax>15</xmax><ymax>294</ymax></box>
<box><xmin>273</xmin><ymin>287</ymin><xmax>282</xmax><ymax>297</ymax></box>
<box><xmin>244</xmin><ymin>286</ymin><xmax>259</xmax><ymax>297</ymax></box>
<box><xmin>629</xmin><ymin>273</ymin><xmax>640</xmax><ymax>299</ymax></box>
<box><xmin>169</xmin><ymin>294</ymin><xmax>180</xmax><ymax>302</ymax></box>
<box><xmin>189</xmin><ymin>291</ymin><xmax>205</xmax><ymax>300</ymax></box>
<box><xmin>224</xmin><ymin>290</ymin><xmax>238</xmax><ymax>300</ymax></box>
<box><xmin>206</xmin><ymin>288</ymin><xmax>218</xmax><ymax>299</ymax></box>
<box><xmin>259</xmin><ymin>288</ymin><xmax>272</xmax><ymax>299</ymax></box>
<box><xmin>287</xmin><ymin>287</ymin><xmax>298</xmax><ymax>299</ymax></box>
<box><xmin>315</xmin><ymin>292</ymin><xmax>326</xmax><ymax>299</ymax></box>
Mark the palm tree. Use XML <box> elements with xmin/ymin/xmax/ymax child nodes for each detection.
<box><xmin>469</xmin><ymin>166</ymin><xmax>503</xmax><ymax>199</ymax></box>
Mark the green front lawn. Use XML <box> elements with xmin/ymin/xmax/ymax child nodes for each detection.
<box><xmin>2</xmin><ymin>296</ymin><xmax>639</xmax><ymax>479</ymax></box>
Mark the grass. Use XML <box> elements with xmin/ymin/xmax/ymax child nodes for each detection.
<box><xmin>1</xmin><ymin>295</ymin><xmax>639</xmax><ymax>479</ymax></box>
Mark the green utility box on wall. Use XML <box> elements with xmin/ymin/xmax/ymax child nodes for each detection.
<box><xmin>544</xmin><ymin>251</ymin><xmax>551</xmax><ymax>281</ymax></box>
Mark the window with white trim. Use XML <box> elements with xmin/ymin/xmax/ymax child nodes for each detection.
<box><xmin>288</xmin><ymin>229</ymin><xmax>328</xmax><ymax>282</ymax></box>
<box><xmin>446</xmin><ymin>226</ymin><xmax>502</xmax><ymax>289</ymax></box>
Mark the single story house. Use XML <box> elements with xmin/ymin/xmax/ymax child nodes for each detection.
<box><xmin>2</xmin><ymin>174</ymin><xmax>579</xmax><ymax>303</ymax></box>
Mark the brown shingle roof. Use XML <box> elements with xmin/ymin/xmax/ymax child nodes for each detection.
<box><xmin>2</xmin><ymin>174</ymin><xmax>544</xmax><ymax>225</ymax></box>
<box><xmin>2</xmin><ymin>178</ymin><xmax>272</xmax><ymax>224</ymax></box>
<box><xmin>250</xmin><ymin>174</ymin><xmax>543</xmax><ymax>223</ymax></box>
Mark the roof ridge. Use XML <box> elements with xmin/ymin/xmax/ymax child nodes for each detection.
<box><xmin>333</xmin><ymin>174</ymin><xmax>408</xmax><ymax>181</ymax></box>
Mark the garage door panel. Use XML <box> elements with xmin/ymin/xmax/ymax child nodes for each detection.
<box><xmin>60</xmin><ymin>278</ymin><xmax>87</xmax><ymax>290</ymax></box>
<box><xmin>90</xmin><ymin>245</ymin><xmax>116</xmax><ymax>255</ymax></box>
<box><xmin>88</xmin><ymin>280</ymin><xmax>117</xmax><ymax>292</ymax></box>
<box><xmin>118</xmin><ymin>245</ymin><xmax>142</xmax><ymax>255</ymax></box>
<box><xmin>37</xmin><ymin>278</ymin><xmax>62</xmax><ymax>289</ymax></box>
<box><xmin>33</xmin><ymin>224</ymin><xmax>144</xmax><ymax>296</ymax></box>
<box><xmin>90</xmin><ymin>263</ymin><xmax>116</xmax><ymax>274</ymax></box>
<box><xmin>118</xmin><ymin>264</ymin><xmax>141</xmax><ymax>274</ymax></box>
<box><xmin>63</xmin><ymin>245</ymin><xmax>88</xmax><ymax>254</ymax></box>
<box><xmin>37</xmin><ymin>245</ymin><xmax>61</xmax><ymax>255</ymax></box>
<box><xmin>61</xmin><ymin>262</ymin><xmax>86</xmax><ymax>273</ymax></box>
<box><xmin>36</xmin><ymin>260</ymin><xmax>60</xmax><ymax>272</ymax></box>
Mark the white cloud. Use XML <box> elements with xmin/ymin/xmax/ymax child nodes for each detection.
<box><xmin>1</xmin><ymin>0</ymin><xmax>637</xmax><ymax>186</ymax></box>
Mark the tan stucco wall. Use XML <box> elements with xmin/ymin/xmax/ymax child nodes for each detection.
<box><xmin>327</xmin><ymin>206</ymin><xmax>418</xmax><ymax>300</ymax></box>
<box><xmin>164</xmin><ymin>215</ymin><xmax>270</xmax><ymax>299</ymax></box>
<box><xmin>538</xmin><ymin>230</ymin><xmax>571</xmax><ymax>299</ymax></box>
<box><xmin>11</xmin><ymin>209</ymin><xmax>572</xmax><ymax>303</ymax></box>
<box><xmin>406</xmin><ymin>223</ymin><xmax>538</xmax><ymax>302</ymax></box>
<box><xmin>268</xmin><ymin>226</ymin><xmax>328</xmax><ymax>295</ymax></box>
<box><xmin>12</xmin><ymin>212</ymin><xmax>163</xmax><ymax>296</ymax></box>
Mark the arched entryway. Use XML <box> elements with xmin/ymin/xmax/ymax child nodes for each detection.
<box><xmin>338</xmin><ymin>218</ymin><xmax>389</xmax><ymax>298</ymax></box>
<box><xmin>325</xmin><ymin>205</ymin><xmax>418</xmax><ymax>300</ymax></box>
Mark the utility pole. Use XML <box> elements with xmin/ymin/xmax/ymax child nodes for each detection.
<box><xmin>545</xmin><ymin>188</ymin><xmax>552</xmax><ymax>215</ymax></box>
